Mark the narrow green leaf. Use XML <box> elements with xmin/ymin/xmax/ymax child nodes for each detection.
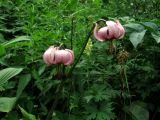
<box><xmin>0</xmin><ymin>68</ymin><xmax>23</xmax><ymax>86</ymax></box>
<box><xmin>0</xmin><ymin>97</ymin><xmax>17</xmax><ymax>112</ymax></box>
<box><xmin>19</xmin><ymin>106</ymin><xmax>36</xmax><ymax>120</ymax></box>
<box><xmin>2</xmin><ymin>36</ymin><xmax>30</xmax><ymax>47</ymax></box>
<box><xmin>0</xmin><ymin>33</ymin><xmax>5</xmax><ymax>42</ymax></box>
<box><xmin>16</xmin><ymin>74</ymin><xmax>31</xmax><ymax>98</ymax></box>
<box><xmin>38</xmin><ymin>65</ymin><xmax>46</xmax><ymax>75</ymax></box>
<box><xmin>0</xmin><ymin>44</ymin><xmax>6</xmax><ymax>56</ymax></box>
<box><xmin>129</xmin><ymin>30</ymin><xmax>147</xmax><ymax>48</ymax></box>
<box><xmin>151</xmin><ymin>32</ymin><xmax>160</xmax><ymax>43</ymax></box>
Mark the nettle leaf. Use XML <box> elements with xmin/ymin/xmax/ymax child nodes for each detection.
<box><xmin>19</xmin><ymin>106</ymin><xmax>36</xmax><ymax>120</ymax></box>
<box><xmin>0</xmin><ymin>67</ymin><xmax>23</xmax><ymax>87</ymax></box>
<box><xmin>151</xmin><ymin>31</ymin><xmax>160</xmax><ymax>43</ymax></box>
<box><xmin>0</xmin><ymin>97</ymin><xmax>17</xmax><ymax>112</ymax></box>
<box><xmin>129</xmin><ymin>30</ymin><xmax>147</xmax><ymax>48</ymax></box>
<box><xmin>84</xmin><ymin>95</ymin><xmax>94</xmax><ymax>103</ymax></box>
<box><xmin>87</xmin><ymin>112</ymin><xmax>97</xmax><ymax>120</ymax></box>
<box><xmin>86</xmin><ymin>102</ymin><xmax>115</xmax><ymax>120</ymax></box>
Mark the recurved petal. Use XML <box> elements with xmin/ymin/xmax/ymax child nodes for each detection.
<box><xmin>98</xmin><ymin>26</ymin><xmax>109</xmax><ymax>40</ymax></box>
<box><xmin>93</xmin><ymin>23</ymin><xmax>106</xmax><ymax>41</ymax></box>
<box><xmin>116</xmin><ymin>20</ymin><xmax>125</xmax><ymax>39</ymax></box>
<box><xmin>63</xmin><ymin>49</ymin><xmax>74</xmax><ymax>65</ymax></box>
<box><xmin>54</xmin><ymin>50</ymin><xmax>64</xmax><ymax>64</ymax></box>
<box><xmin>106</xmin><ymin>21</ymin><xmax>119</xmax><ymax>39</ymax></box>
<box><xmin>50</xmin><ymin>47</ymin><xmax>59</xmax><ymax>64</ymax></box>
<box><xmin>106</xmin><ymin>21</ymin><xmax>120</xmax><ymax>39</ymax></box>
<box><xmin>43</xmin><ymin>47</ymin><xmax>53</xmax><ymax>65</ymax></box>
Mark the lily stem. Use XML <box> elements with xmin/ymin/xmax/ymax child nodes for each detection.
<box><xmin>68</xmin><ymin>23</ymin><xmax>95</xmax><ymax>76</ymax></box>
<box><xmin>70</xmin><ymin>16</ymin><xmax>74</xmax><ymax>50</ymax></box>
<box><xmin>45</xmin><ymin>79</ymin><xmax>65</xmax><ymax>120</ymax></box>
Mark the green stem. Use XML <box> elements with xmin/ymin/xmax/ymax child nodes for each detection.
<box><xmin>123</xmin><ymin>65</ymin><xmax>131</xmax><ymax>104</ymax></box>
<box><xmin>45</xmin><ymin>79</ymin><xmax>65</xmax><ymax>120</ymax></box>
<box><xmin>70</xmin><ymin>16</ymin><xmax>74</xmax><ymax>50</ymax></box>
<box><xmin>68</xmin><ymin>23</ymin><xmax>95</xmax><ymax>76</ymax></box>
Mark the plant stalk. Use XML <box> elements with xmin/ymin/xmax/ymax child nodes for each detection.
<box><xmin>70</xmin><ymin>16</ymin><xmax>74</xmax><ymax>50</ymax></box>
<box><xmin>68</xmin><ymin>23</ymin><xmax>95</xmax><ymax>76</ymax></box>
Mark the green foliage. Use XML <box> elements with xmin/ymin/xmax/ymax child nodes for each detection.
<box><xmin>0</xmin><ymin>0</ymin><xmax>160</xmax><ymax>120</ymax></box>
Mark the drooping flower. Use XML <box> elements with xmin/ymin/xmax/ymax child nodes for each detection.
<box><xmin>94</xmin><ymin>20</ymin><xmax>125</xmax><ymax>41</ymax></box>
<box><xmin>43</xmin><ymin>46</ymin><xmax>74</xmax><ymax>65</ymax></box>
<box><xmin>115</xmin><ymin>20</ymin><xmax>125</xmax><ymax>39</ymax></box>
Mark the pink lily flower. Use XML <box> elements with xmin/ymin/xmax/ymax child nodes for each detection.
<box><xmin>43</xmin><ymin>47</ymin><xmax>74</xmax><ymax>65</ymax></box>
<box><xmin>94</xmin><ymin>20</ymin><xmax>125</xmax><ymax>41</ymax></box>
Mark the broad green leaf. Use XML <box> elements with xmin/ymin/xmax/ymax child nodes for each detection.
<box><xmin>141</xmin><ymin>22</ymin><xmax>158</xmax><ymax>31</ymax></box>
<box><xmin>151</xmin><ymin>32</ymin><xmax>160</xmax><ymax>43</ymax></box>
<box><xmin>124</xmin><ymin>23</ymin><xmax>144</xmax><ymax>32</ymax></box>
<box><xmin>0</xmin><ymin>97</ymin><xmax>17</xmax><ymax>112</ymax></box>
<box><xmin>1</xmin><ymin>36</ymin><xmax>30</xmax><ymax>47</ymax></box>
<box><xmin>129</xmin><ymin>30</ymin><xmax>147</xmax><ymax>48</ymax></box>
<box><xmin>128</xmin><ymin>103</ymin><xmax>149</xmax><ymax>120</ymax></box>
<box><xmin>16</xmin><ymin>74</ymin><xmax>31</xmax><ymax>98</ymax></box>
<box><xmin>19</xmin><ymin>106</ymin><xmax>36</xmax><ymax>120</ymax></box>
<box><xmin>0</xmin><ymin>68</ymin><xmax>23</xmax><ymax>86</ymax></box>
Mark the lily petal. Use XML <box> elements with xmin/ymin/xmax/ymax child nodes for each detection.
<box><xmin>94</xmin><ymin>23</ymin><xmax>106</xmax><ymax>42</ymax></box>
<box><xmin>106</xmin><ymin>21</ymin><xmax>119</xmax><ymax>39</ymax></box>
<box><xmin>116</xmin><ymin>20</ymin><xmax>125</xmax><ymax>39</ymax></box>
<box><xmin>63</xmin><ymin>49</ymin><xmax>74</xmax><ymax>65</ymax></box>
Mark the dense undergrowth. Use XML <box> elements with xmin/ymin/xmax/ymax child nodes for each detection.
<box><xmin>0</xmin><ymin>0</ymin><xmax>160</xmax><ymax>120</ymax></box>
